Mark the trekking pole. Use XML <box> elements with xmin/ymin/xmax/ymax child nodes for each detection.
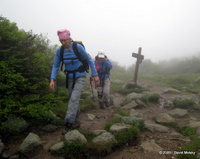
<box><xmin>90</xmin><ymin>77</ymin><xmax>95</xmax><ymax>99</ymax></box>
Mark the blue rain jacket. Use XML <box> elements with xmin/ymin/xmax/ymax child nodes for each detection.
<box><xmin>50</xmin><ymin>42</ymin><xmax>98</xmax><ymax>79</ymax></box>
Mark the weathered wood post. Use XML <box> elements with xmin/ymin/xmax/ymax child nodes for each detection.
<box><xmin>132</xmin><ymin>47</ymin><xmax>144</xmax><ymax>85</ymax></box>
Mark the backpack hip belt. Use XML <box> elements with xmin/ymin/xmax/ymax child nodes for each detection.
<box><xmin>64</xmin><ymin>66</ymin><xmax>86</xmax><ymax>89</ymax></box>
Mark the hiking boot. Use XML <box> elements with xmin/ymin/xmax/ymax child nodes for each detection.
<box><xmin>72</xmin><ymin>121</ymin><xmax>80</xmax><ymax>129</ymax></box>
<box><xmin>62</xmin><ymin>123</ymin><xmax>73</xmax><ymax>135</ymax></box>
<box><xmin>99</xmin><ymin>101</ymin><xmax>105</xmax><ymax>109</ymax></box>
<box><xmin>62</xmin><ymin>120</ymin><xmax>81</xmax><ymax>135</ymax></box>
<box><xmin>103</xmin><ymin>101</ymin><xmax>109</xmax><ymax>107</ymax></box>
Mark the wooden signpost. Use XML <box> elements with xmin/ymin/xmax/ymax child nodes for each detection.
<box><xmin>132</xmin><ymin>47</ymin><xmax>144</xmax><ymax>85</ymax></box>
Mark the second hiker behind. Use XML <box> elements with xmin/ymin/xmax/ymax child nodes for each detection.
<box><xmin>95</xmin><ymin>51</ymin><xmax>113</xmax><ymax>108</ymax></box>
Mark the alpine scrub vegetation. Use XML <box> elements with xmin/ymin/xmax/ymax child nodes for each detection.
<box><xmin>0</xmin><ymin>16</ymin><xmax>60</xmax><ymax>135</ymax></box>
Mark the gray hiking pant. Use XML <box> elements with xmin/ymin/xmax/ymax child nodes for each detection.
<box><xmin>97</xmin><ymin>78</ymin><xmax>111</xmax><ymax>106</ymax></box>
<box><xmin>64</xmin><ymin>75</ymin><xmax>86</xmax><ymax>125</ymax></box>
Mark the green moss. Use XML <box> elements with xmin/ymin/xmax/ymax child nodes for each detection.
<box><xmin>176</xmin><ymin>138</ymin><xmax>200</xmax><ymax>159</ymax></box>
<box><xmin>179</xmin><ymin>126</ymin><xmax>196</xmax><ymax>137</ymax></box>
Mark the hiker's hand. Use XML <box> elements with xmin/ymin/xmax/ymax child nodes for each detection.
<box><xmin>49</xmin><ymin>79</ymin><xmax>56</xmax><ymax>90</ymax></box>
<box><xmin>102</xmin><ymin>57</ymin><xmax>107</xmax><ymax>61</ymax></box>
<box><xmin>93</xmin><ymin>76</ymin><xmax>99</xmax><ymax>84</ymax></box>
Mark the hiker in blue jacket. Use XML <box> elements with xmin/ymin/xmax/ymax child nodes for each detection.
<box><xmin>95</xmin><ymin>51</ymin><xmax>112</xmax><ymax>108</ymax></box>
<box><xmin>49</xmin><ymin>29</ymin><xmax>99</xmax><ymax>131</ymax></box>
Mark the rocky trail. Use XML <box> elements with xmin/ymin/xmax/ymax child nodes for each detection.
<box><xmin>2</xmin><ymin>81</ymin><xmax>200</xmax><ymax>159</ymax></box>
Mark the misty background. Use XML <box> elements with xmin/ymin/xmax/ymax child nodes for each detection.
<box><xmin>1</xmin><ymin>0</ymin><xmax>200</xmax><ymax>67</ymax></box>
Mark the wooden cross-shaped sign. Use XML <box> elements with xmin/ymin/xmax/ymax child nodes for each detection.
<box><xmin>132</xmin><ymin>47</ymin><xmax>144</xmax><ymax>85</ymax></box>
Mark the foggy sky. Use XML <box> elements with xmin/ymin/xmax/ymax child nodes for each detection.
<box><xmin>1</xmin><ymin>0</ymin><xmax>200</xmax><ymax>66</ymax></box>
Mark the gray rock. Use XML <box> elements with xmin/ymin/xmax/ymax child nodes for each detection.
<box><xmin>197</xmin><ymin>150</ymin><xmax>200</xmax><ymax>159</ymax></box>
<box><xmin>93</xmin><ymin>130</ymin><xmax>107</xmax><ymax>136</ymax></box>
<box><xmin>19</xmin><ymin>132</ymin><xmax>42</xmax><ymax>157</ymax></box>
<box><xmin>0</xmin><ymin>139</ymin><xmax>5</xmax><ymax>156</ymax></box>
<box><xmin>122</xmin><ymin>100</ymin><xmax>138</xmax><ymax>109</ymax></box>
<box><xmin>50</xmin><ymin>141</ymin><xmax>64</xmax><ymax>152</ymax></box>
<box><xmin>162</xmin><ymin>88</ymin><xmax>180</xmax><ymax>94</ymax></box>
<box><xmin>168</xmin><ymin>108</ymin><xmax>188</xmax><ymax>117</ymax></box>
<box><xmin>188</xmin><ymin>120</ymin><xmax>200</xmax><ymax>128</ymax></box>
<box><xmin>109</xmin><ymin>123</ymin><xmax>131</xmax><ymax>133</ymax></box>
<box><xmin>141</xmin><ymin>140</ymin><xmax>162</xmax><ymax>152</ymax></box>
<box><xmin>122</xmin><ymin>92</ymin><xmax>143</xmax><ymax>106</ymax></box>
<box><xmin>92</xmin><ymin>132</ymin><xmax>117</xmax><ymax>144</ymax></box>
<box><xmin>174</xmin><ymin>95</ymin><xmax>200</xmax><ymax>107</ymax></box>
<box><xmin>155</xmin><ymin>113</ymin><xmax>175</xmax><ymax>124</ymax></box>
<box><xmin>145</xmin><ymin>121</ymin><xmax>170</xmax><ymax>133</ymax></box>
<box><xmin>130</xmin><ymin>109</ymin><xmax>139</xmax><ymax>116</ymax></box>
<box><xmin>87</xmin><ymin>114</ymin><xmax>96</xmax><ymax>121</ymax></box>
<box><xmin>135</xmin><ymin>99</ymin><xmax>147</xmax><ymax>108</ymax></box>
<box><xmin>123</xmin><ymin>81</ymin><xmax>138</xmax><ymax>89</ymax></box>
<box><xmin>121</xmin><ymin>116</ymin><xmax>143</xmax><ymax>124</ymax></box>
<box><xmin>64</xmin><ymin>130</ymin><xmax>87</xmax><ymax>143</ymax></box>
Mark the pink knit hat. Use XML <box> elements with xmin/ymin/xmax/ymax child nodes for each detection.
<box><xmin>57</xmin><ymin>29</ymin><xmax>71</xmax><ymax>40</ymax></box>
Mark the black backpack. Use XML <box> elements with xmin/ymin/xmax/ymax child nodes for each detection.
<box><xmin>60</xmin><ymin>41</ymin><xmax>89</xmax><ymax>88</ymax></box>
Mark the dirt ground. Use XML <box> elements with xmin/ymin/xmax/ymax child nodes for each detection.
<box><xmin>2</xmin><ymin>81</ymin><xmax>199</xmax><ymax>159</ymax></box>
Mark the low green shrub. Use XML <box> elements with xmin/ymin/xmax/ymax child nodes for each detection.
<box><xmin>79</xmin><ymin>130</ymin><xmax>97</xmax><ymax>142</ymax></box>
<box><xmin>56</xmin><ymin>141</ymin><xmax>88</xmax><ymax>159</ymax></box>
<box><xmin>117</xmin><ymin>111</ymin><xmax>129</xmax><ymax>117</ymax></box>
<box><xmin>114</xmin><ymin>125</ymin><xmax>140</xmax><ymax>147</ymax></box>
<box><xmin>0</xmin><ymin>118</ymin><xmax>27</xmax><ymax>135</ymax></box>
<box><xmin>104</xmin><ymin>118</ymin><xmax>121</xmax><ymax>131</ymax></box>
<box><xmin>176</xmin><ymin>138</ymin><xmax>200</xmax><ymax>159</ymax></box>
<box><xmin>148</xmin><ymin>93</ymin><xmax>160</xmax><ymax>103</ymax></box>
<box><xmin>140</xmin><ymin>96</ymin><xmax>149</xmax><ymax>104</ymax></box>
<box><xmin>87</xmin><ymin>141</ymin><xmax>116</xmax><ymax>157</ymax></box>
<box><xmin>173</xmin><ymin>99</ymin><xmax>195</xmax><ymax>108</ymax></box>
<box><xmin>79</xmin><ymin>98</ymin><xmax>94</xmax><ymax>111</ymax></box>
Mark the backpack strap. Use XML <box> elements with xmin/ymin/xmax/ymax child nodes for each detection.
<box><xmin>72</xmin><ymin>41</ymin><xmax>89</xmax><ymax>73</ymax></box>
<box><xmin>60</xmin><ymin>46</ymin><xmax>65</xmax><ymax>71</ymax></box>
<box><xmin>72</xmin><ymin>42</ymin><xmax>84</xmax><ymax>64</ymax></box>
<box><xmin>72</xmin><ymin>42</ymin><xmax>80</xmax><ymax>57</ymax></box>
<box><xmin>60</xmin><ymin>43</ymin><xmax>83</xmax><ymax>71</ymax></box>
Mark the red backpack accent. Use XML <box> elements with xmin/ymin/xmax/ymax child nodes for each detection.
<box><xmin>95</xmin><ymin>60</ymin><xmax>100</xmax><ymax>71</ymax></box>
